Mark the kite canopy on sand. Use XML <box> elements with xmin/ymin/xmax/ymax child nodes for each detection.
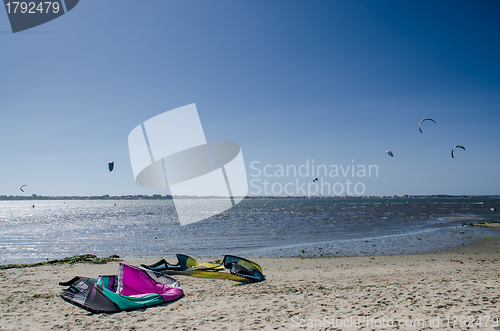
<box><xmin>451</xmin><ymin>145</ymin><xmax>466</xmax><ymax>158</ymax></box>
<box><xmin>142</xmin><ymin>254</ymin><xmax>265</xmax><ymax>283</ymax></box>
<box><xmin>418</xmin><ymin>118</ymin><xmax>436</xmax><ymax>133</ymax></box>
<box><xmin>60</xmin><ymin>263</ymin><xmax>183</xmax><ymax>314</ymax></box>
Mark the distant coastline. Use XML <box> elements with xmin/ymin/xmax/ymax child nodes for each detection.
<box><xmin>0</xmin><ymin>194</ymin><xmax>498</xmax><ymax>201</ymax></box>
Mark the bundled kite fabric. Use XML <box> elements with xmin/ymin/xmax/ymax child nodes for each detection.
<box><xmin>60</xmin><ymin>263</ymin><xmax>183</xmax><ymax>313</ymax></box>
<box><xmin>142</xmin><ymin>254</ymin><xmax>265</xmax><ymax>283</ymax></box>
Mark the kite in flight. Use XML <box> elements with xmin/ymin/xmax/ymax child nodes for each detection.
<box><xmin>312</xmin><ymin>178</ymin><xmax>318</xmax><ymax>182</ymax></box>
<box><xmin>20</xmin><ymin>185</ymin><xmax>27</xmax><ymax>192</ymax></box>
<box><xmin>451</xmin><ymin>145</ymin><xmax>465</xmax><ymax>158</ymax></box>
<box><xmin>419</xmin><ymin>118</ymin><xmax>436</xmax><ymax>133</ymax></box>
<box><xmin>108</xmin><ymin>162</ymin><xmax>114</xmax><ymax>172</ymax></box>
<box><xmin>387</xmin><ymin>150</ymin><xmax>394</xmax><ymax>157</ymax></box>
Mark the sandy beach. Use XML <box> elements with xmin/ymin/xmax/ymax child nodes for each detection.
<box><xmin>1</xmin><ymin>238</ymin><xmax>499</xmax><ymax>331</ymax></box>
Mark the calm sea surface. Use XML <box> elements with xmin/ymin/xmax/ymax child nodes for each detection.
<box><xmin>1</xmin><ymin>198</ymin><xmax>499</xmax><ymax>264</ymax></box>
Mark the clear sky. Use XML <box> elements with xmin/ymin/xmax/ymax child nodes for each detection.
<box><xmin>1</xmin><ymin>0</ymin><xmax>499</xmax><ymax>196</ymax></box>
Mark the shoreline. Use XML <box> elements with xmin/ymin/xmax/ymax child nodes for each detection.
<box><xmin>1</xmin><ymin>238</ymin><xmax>499</xmax><ymax>330</ymax></box>
<box><xmin>2</xmin><ymin>224</ymin><xmax>499</xmax><ymax>266</ymax></box>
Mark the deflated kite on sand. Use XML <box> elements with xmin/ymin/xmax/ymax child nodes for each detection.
<box><xmin>60</xmin><ymin>263</ymin><xmax>183</xmax><ymax>313</ymax></box>
<box><xmin>142</xmin><ymin>254</ymin><xmax>266</xmax><ymax>283</ymax></box>
<box><xmin>60</xmin><ymin>255</ymin><xmax>264</xmax><ymax>313</ymax></box>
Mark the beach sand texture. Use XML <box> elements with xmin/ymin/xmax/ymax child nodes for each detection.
<box><xmin>1</xmin><ymin>239</ymin><xmax>499</xmax><ymax>330</ymax></box>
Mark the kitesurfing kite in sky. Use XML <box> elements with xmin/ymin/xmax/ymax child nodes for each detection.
<box><xmin>451</xmin><ymin>145</ymin><xmax>466</xmax><ymax>158</ymax></box>
<box><xmin>418</xmin><ymin>118</ymin><xmax>436</xmax><ymax>133</ymax></box>
<box><xmin>20</xmin><ymin>185</ymin><xmax>27</xmax><ymax>192</ymax></box>
<box><xmin>387</xmin><ymin>150</ymin><xmax>394</xmax><ymax>157</ymax></box>
<box><xmin>312</xmin><ymin>178</ymin><xmax>318</xmax><ymax>182</ymax></box>
<box><xmin>108</xmin><ymin>162</ymin><xmax>114</xmax><ymax>172</ymax></box>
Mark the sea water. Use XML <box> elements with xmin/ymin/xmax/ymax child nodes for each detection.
<box><xmin>0</xmin><ymin>197</ymin><xmax>499</xmax><ymax>264</ymax></box>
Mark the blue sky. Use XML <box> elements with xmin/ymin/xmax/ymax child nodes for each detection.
<box><xmin>1</xmin><ymin>0</ymin><xmax>499</xmax><ymax>196</ymax></box>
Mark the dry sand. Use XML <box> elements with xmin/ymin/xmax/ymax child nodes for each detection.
<box><xmin>1</xmin><ymin>238</ymin><xmax>499</xmax><ymax>331</ymax></box>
